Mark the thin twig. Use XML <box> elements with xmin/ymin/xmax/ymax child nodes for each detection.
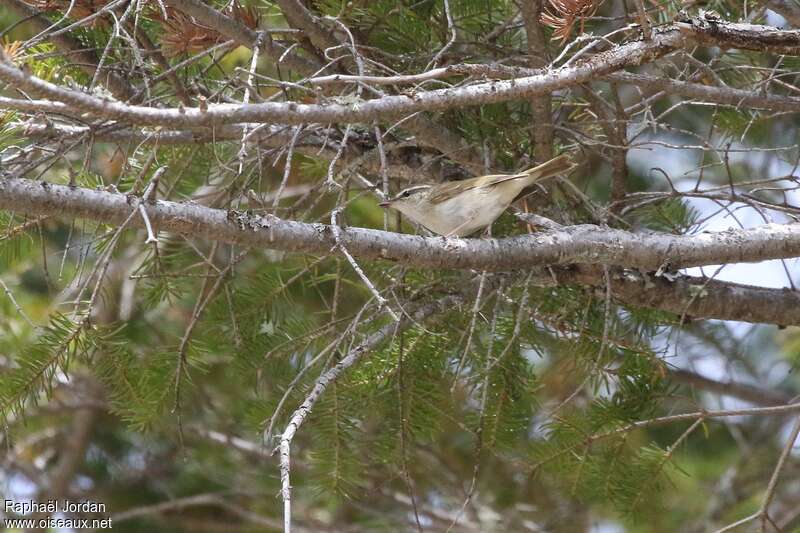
<box><xmin>330</xmin><ymin>207</ymin><xmax>398</xmax><ymax>321</ymax></box>
<box><xmin>428</xmin><ymin>0</ymin><xmax>457</xmax><ymax>69</ymax></box>
<box><xmin>758</xmin><ymin>415</ymin><xmax>800</xmax><ymax>532</ymax></box>
<box><xmin>0</xmin><ymin>277</ymin><xmax>35</xmax><ymax>327</ymax></box>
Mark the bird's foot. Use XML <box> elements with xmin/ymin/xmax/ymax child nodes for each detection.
<box><xmin>440</xmin><ymin>234</ymin><xmax>468</xmax><ymax>251</ymax></box>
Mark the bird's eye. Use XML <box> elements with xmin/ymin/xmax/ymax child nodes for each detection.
<box><xmin>402</xmin><ymin>191</ymin><xmax>410</xmax><ymax>197</ymax></box>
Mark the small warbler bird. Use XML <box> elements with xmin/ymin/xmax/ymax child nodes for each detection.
<box><xmin>379</xmin><ymin>154</ymin><xmax>573</xmax><ymax>237</ymax></box>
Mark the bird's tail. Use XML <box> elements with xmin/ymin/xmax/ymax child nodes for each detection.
<box><xmin>516</xmin><ymin>154</ymin><xmax>574</xmax><ymax>182</ymax></box>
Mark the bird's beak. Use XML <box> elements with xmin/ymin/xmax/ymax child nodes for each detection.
<box><xmin>378</xmin><ymin>201</ymin><xmax>390</xmax><ymax>208</ymax></box>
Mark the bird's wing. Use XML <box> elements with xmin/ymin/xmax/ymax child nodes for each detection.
<box><xmin>428</xmin><ymin>154</ymin><xmax>573</xmax><ymax>205</ymax></box>
<box><xmin>427</xmin><ymin>174</ymin><xmax>513</xmax><ymax>205</ymax></box>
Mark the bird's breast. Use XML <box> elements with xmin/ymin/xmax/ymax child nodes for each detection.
<box><xmin>427</xmin><ymin>186</ymin><xmax>513</xmax><ymax>236</ymax></box>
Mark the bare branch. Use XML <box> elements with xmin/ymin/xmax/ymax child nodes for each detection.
<box><xmin>608</xmin><ymin>72</ymin><xmax>800</xmax><ymax>112</ymax></box>
<box><xmin>2</xmin><ymin>18</ymin><xmax>800</xmax><ymax>131</ymax></box>
<box><xmin>561</xmin><ymin>266</ymin><xmax>800</xmax><ymax>327</ymax></box>
<box><xmin>4</xmin><ymin>179</ymin><xmax>800</xmax><ymax>327</ymax></box>
<box><xmin>0</xmin><ymin>26</ymin><xmax>691</xmax><ymax>126</ymax></box>
<box><xmin>303</xmin><ymin>64</ymin><xmax>800</xmax><ymax>116</ymax></box>
<box><xmin>676</xmin><ymin>16</ymin><xmax>800</xmax><ymax>54</ymax></box>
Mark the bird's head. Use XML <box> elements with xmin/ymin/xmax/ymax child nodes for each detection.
<box><xmin>378</xmin><ymin>185</ymin><xmax>432</xmax><ymax>217</ymax></box>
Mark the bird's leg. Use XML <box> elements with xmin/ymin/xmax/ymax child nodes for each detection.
<box><xmin>522</xmin><ymin>199</ymin><xmax>534</xmax><ymax>233</ymax></box>
<box><xmin>414</xmin><ymin>223</ymin><xmax>436</xmax><ymax>237</ymax></box>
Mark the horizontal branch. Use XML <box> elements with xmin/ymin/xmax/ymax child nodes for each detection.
<box><xmin>597</xmin><ymin>402</ymin><xmax>800</xmax><ymax>437</ymax></box>
<box><xmin>668</xmin><ymin>368</ymin><xmax>793</xmax><ymax>406</ymax></box>
<box><xmin>607</xmin><ymin>72</ymin><xmax>800</xmax><ymax>112</ymax></box>
<box><xmin>675</xmin><ymin>16</ymin><xmax>800</xmax><ymax>54</ymax></box>
<box><xmin>553</xmin><ymin>266</ymin><xmax>800</xmax><ymax>327</ymax></box>
<box><xmin>309</xmin><ymin>66</ymin><xmax>800</xmax><ymax>114</ymax></box>
<box><xmin>2</xmin><ymin>178</ymin><xmax>798</xmax><ymax>325</ymax></box>
<box><xmin>3</xmin><ymin>177</ymin><xmax>800</xmax><ymax>272</ymax></box>
<box><xmin>20</xmin><ymin>123</ymin><xmax>303</xmax><ymax>145</ymax></box>
<box><xmin>16</xmin><ymin>123</ymin><xmax>441</xmax><ymax>182</ymax></box>
<box><xmin>15</xmin><ymin>76</ymin><xmax>797</xmax><ymax>157</ymax></box>
<box><xmin>0</xmin><ymin>18</ymin><xmax>796</xmax><ymax>129</ymax></box>
<box><xmin>0</xmin><ymin>26</ymin><xmax>688</xmax><ymax>126</ymax></box>
<box><xmin>0</xmin><ymin>95</ymin><xmax>74</xmax><ymax>116</ymax></box>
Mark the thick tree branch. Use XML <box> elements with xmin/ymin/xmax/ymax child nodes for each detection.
<box><xmin>307</xmin><ymin>64</ymin><xmax>800</xmax><ymax>114</ymax></box>
<box><xmin>552</xmin><ymin>266</ymin><xmax>800</xmax><ymax>327</ymax></box>
<box><xmin>675</xmin><ymin>16</ymin><xmax>800</xmax><ymax>53</ymax></box>
<box><xmin>3</xmin><ymin>178</ymin><xmax>800</xmax><ymax>323</ymax></box>
<box><xmin>2</xmin><ymin>19</ymin><xmax>800</xmax><ymax>130</ymax></box>
<box><xmin>0</xmin><ymin>26</ymin><xmax>689</xmax><ymax>126</ymax></box>
<box><xmin>1</xmin><ymin>176</ymin><xmax>798</xmax><ymax>271</ymax></box>
<box><xmin>3</xmin><ymin>16</ymin><xmax>797</xmax><ymax>138</ymax></box>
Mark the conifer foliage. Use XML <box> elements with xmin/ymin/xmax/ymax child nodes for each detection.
<box><xmin>2</xmin><ymin>0</ymin><xmax>800</xmax><ymax>531</ymax></box>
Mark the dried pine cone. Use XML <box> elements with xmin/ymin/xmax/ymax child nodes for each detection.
<box><xmin>152</xmin><ymin>1</ymin><xmax>259</xmax><ymax>58</ymax></box>
<box><xmin>540</xmin><ymin>0</ymin><xmax>603</xmax><ymax>44</ymax></box>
